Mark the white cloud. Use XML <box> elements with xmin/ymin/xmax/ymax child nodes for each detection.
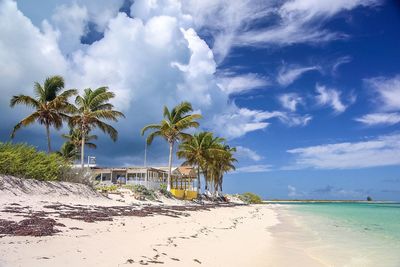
<box><xmin>212</xmin><ymin>108</ymin><xmax>311</xmax><ymax>139</ymax></box>
<box><xmin>278</xmin><ymin>93</ymin><xmax>304</xmax><ymax>112</ymax></box>
<box><xmin>1</xmin><ymin>0</ymin><xmax>297</xmax><ymax>162</ymax></box>
<box><xmin>355</xmin><ymin>113</ymin><xmax>400</xmax><ymax>126</ymax></box>
<box><xmin>235</xmin><ymin>0</ymin><xmax>380</xmax><ymax>48</ymax></box>
<box><xmin>287</xmin><ymin>133</ymin><xmax>400</xmax><ymax>169</ymax></box>
<box><xmin>364</xmin><ymin>75</ymin><xmax>400</xmax><ymax>112</ymax></box>
<box><xmin>217</xmin><ymin>73</ymin><xmax>269</xmax><ymax>95</ymax></box>
<box><xmin>332</xmin><ymin>55</ymin><xmax>352</xmax><ymax>75</ymax></box>
<box><xmin>182</xmin><ymin>0</ymin><xmax>272</xmax><ymax>62</ymax></box>
<box><xmin>356</xmin><ymin>75</ymin><xmax>400</xmax><ymax>126</ymax></box>
<box><xmin>235</xmin><ymin>164</ymin><xmax>272</xmax><ymax>173</ymax></box>
<box><xmin>315</xmin><ymin>84</ymin><xmax>355</xmax><ymax>113</ymax></box>
<box><xmin>50</xmin><ymin>3</ymin><xmax>89</xmax><ymax>54</ymax></box>
<box><xmin>0</xmin><ymin>0</ymin><xmax>67</xmax><ymax>116</ymax></box>
<box><xmin>277</xmin><ymin>64</ymin><xmax>319</xmax><ymax>86</ymax></box>
<box><xmin>279</xmin><ymin>114</ymin><xmax>312</xmax><ymax>127</ymax></box>
<box><xmin>235</xmin><ymin>146</ymin><xmax>262</xmax><ymax>161</ymax></box>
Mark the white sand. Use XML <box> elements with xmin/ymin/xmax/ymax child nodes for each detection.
<box><xmin>0</xmin><ymin>177</ymin><xmax>326</xmax><ymax>266</ymax></box>
<box><xmin>0</xmin><ymin>205</ymin><xmax>328</xmax><ymax>267</ymax></box>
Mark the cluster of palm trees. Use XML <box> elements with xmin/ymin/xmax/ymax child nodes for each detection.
<box><xmin>142</xmin><ymin>102</ymin><xmax>236</xmax><ymax>194</ymax></box>
<box><xmin>10</xmin><ymin>76</ymin><xmax>237</xmax><ymax>194</ymax></box>
<box><xmin>10</xmin><ymin>75</ymin><xmax>125</xmax><ymax>168</ymax></box>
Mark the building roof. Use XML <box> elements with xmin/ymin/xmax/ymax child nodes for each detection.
<box><xmin>174</xmin><ymin>166</ymin><xmax>196</xmax><ymax>178</ymax></box>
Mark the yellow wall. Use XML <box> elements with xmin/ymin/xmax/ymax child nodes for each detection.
<box><xmin>170</xmin><ymin>189</ymin><xmax>198</xmax><ymax>200</ymax></box>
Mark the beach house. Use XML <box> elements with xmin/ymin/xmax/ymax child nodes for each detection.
<box><xmin>92</xmin><ymin>166</ymin><xmax>198</xmax><ymax>200</ymax></box>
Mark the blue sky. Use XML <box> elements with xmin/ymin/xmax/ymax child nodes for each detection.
<box><xmin>1</xmin><ymin>0</ymin><xmax>400</xmax><ymax>200</ymax></box>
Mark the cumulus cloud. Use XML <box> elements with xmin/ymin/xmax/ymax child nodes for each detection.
<box><xmin>235</xmin><ymin>146</ymin><xmax>262</xmax><ymax>161</ymax></box>
<box><xmin>315</xmin><ymin>84</ymin><xmax>355</xmax><ymax>113</ymax></box>
<box><xmin>287</xmin><ymin>133</ymin><xmax>400</xmax><ymax>169</ymax></box>
<box><xmin>277</xmin><ymin>64</ymin><xmax>320</xmax><ymax>86</ymax></box>
<box><xmin>0</xmin><ymin>0</ymin><xmax>67</xmax><ymax>118</ymax></box>
<box><xmin>50</xmin><ymin>3</ymin><xmax>89</xmax><ymax>54</ymax></box>
<box><xmin>0</xmin><ymin>0</ymin><xmax>311</xmax><ymax>165</ymax></box>
<box><xmin>278</xmin><ymin>93</ymin><xmax>304</xmax><ymax>112</ymax></box>
<box><xmin>234</xmin><ymin>164</ymin><xmax>272</xmax><ymax>173</ymax></box>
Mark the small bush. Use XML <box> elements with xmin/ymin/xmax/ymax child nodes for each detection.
<box><xmin>126</xmin><ymin>184</ymin><xmax>157</xmax><ymax>200</ymax></box>
<box><xmin>0</xmin><ymin>142</ymin><xmax>70</xmax><ymax>181</ymax></box>
<box><xmin>159</xmin><ymin>184</ymin><xmax>173</xmax><ymax>198</ymax></box>
<box><xmin>97</xmin><ymin>185</ymin><xmax>119</xmax><ymax>192</ymax></box>
<box><xmin>238</xmin><ymin>192</ymin><xmax>263</xmax><ymax>204</ymax></box>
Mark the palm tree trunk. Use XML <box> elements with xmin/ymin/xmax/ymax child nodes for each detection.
<box><xmin>45</xmin><ymin>124</ymin><xmax>51</xmax><ymax>153</ymax></box>
<box><xmin>167</xmin><ymin>141</ymin><xmax>173</xmax><ymax>191</ymax></box>
<box><xmin>204</xmin><ymin>169</ymin><xmax>208</xmax><ymax>191</ymax></box>
<box><xmin>81</xmin><ymin>133</ymin><xmax>85</xmax><ymax>169</ymax></box>
<box><xmin>197</xmin><ymin>165</ymin><xmax>201</xmax><ymax>195</ymax></box>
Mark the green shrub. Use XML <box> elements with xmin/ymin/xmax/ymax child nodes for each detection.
<box><xmin>238</xmin><ymin>192</ymin><xmax>263</xmax><ymax>204</ymax></box>
<box><xmin>131</xmin><ymin>184</ymin><xmax>157</xmax><ymax>200</ymax></box>
<box><xmin>0</xmin><ymin>142</ymin><xmax>70</xmax><ymax>181</ymax></box>
<box><xmin>159</xmin><ymin>184</ymin><xmax>173</xmax><ymax>198</ymax></box>
<box><xmin>97</xmin><ymin>185</ymin><xmax>119</xmax><ymax>192</ymax></box>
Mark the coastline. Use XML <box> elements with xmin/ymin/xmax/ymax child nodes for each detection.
<box><xmin>2</xmin><ymin>179</ymin><xmax>399</xmax><ymax>267</ymax></box>
<box><xmin>0</xmin><ymin>189</ymin><xmax>327</xmax><ymax>267</ymax></box>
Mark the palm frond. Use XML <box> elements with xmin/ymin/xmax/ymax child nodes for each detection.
<box><xmin>96</xmin><ymin>121</ymin><xmax>118</xmax><ymax>141</ymax></box>
<box><xmin>10</xmin><ymin>95</ymin><xmax>39</xmax><ymax>108</ymax></box>
<box><xmin>11</xmin><ymin>113</ymin><xmax>40</xmax><ymax>138</ymax></box>
<box><xmin>44</xmin><ymin>75</ymin><xmax>65</xmax><ymax>101</ymax></box>
<box><xmin>146</xmin><ymin>131</ymin><xmax>163</xmax><ymax>145</ymax></box>
<box><xmin>141</xmin><ymin>124</ymin><xmax>161</xmax><ymax>136</ymax></box>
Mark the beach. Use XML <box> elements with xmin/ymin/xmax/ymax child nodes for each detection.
<box><xmin>0</xmin><ymin>202</ymin><xmax>323</xmax><ymax>267</ymax></box>
<box><xmin>0</xmin><ymin>176</ymin><xmax>319</xmax><ymax>267</ymax></box>
<box><xmin>1</xmin><ymin>177</ymin><xmax>400</xmax><ymax>267</ymax></box>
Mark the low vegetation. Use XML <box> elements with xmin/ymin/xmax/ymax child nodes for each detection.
<box><xmin>159</xmin><ymin>184</ymin><xmax>173</xmax><ymax>198</ymax></box>
<box><xmin>0</xmin><ymin>142</ymin><xmax>70</xmax><ymax>181</ymax></box>
<box><xmin>238</xmin><ymin>192</ymin><xmax>263</xmax><ymax>204</ymax></box>
<box><xmin>129</xmin><ymin>185</ymin><xmax>157</xmax><ymax>201</ymax></box>
<box><xmin>97</xmin><ymin>185</ymin><xmax>119</xmax><ymax>192</ymax></box>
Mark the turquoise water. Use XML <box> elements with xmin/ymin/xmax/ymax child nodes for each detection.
<box><xmin>291</xmin><ymin>202</ymin><xmax>400</xmax><ymax>242</ymax></box>
<box><xmin>274</xmin><ymin>202</ymin><xmax>400</xmax><ymax>266</ymax></box>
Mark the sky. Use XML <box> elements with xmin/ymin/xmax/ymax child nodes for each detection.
<box><xmin>1</xmin><ymin>0</ymin><xmax>400</xmax><ymax>200</ymax></box>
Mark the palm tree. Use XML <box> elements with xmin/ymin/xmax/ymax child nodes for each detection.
<box><xmin>59</xmin><ymin>128</ymin><xmax>98</xmax><ymax>161</ymax></box>
<box><xmin>69</xmin><ymin>87</ymin><xmax>125</xmax><ymax>168</ymax></box>
<box><xmin>177</xmin><ymin>132</ymin><xmax>225</xmax><ymax>194</ymax></box>
<box><xmin>10</xmin><ymin>75</ymin><xmax>77</xmax><ymax>153</ymax></box>
<box><xmin>141</xmin><ymin>101</ymin><xmax>201</xmax><ymax>191</ymax></box>
<box><xmin>58</xmin><ymin>142</ymin><xmax>78</xmax><ymax>162</ymax></box>
<box><xmin>202</xmin><ymin>142</ymin><xmax>236</xmax><ymax>195</ymax></box>
<box><xmin>214</xmin><ymin>145</ymin><xmax>237</xmax><ymax>194</ymax></box>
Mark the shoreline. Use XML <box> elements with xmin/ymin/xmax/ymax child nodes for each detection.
<box><xmin>0</xmin><ymin>194</ymin><xmax>328</xmax><ymax>267</ymax></box>
<box><xmin>2</xmin><ymin>176</ymin><xmax>398</xmax><ymax>267</ymax></box>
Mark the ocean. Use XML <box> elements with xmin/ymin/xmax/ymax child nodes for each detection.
<box><xmin>273</xmin><ymin>202</ymin><xmax>400</xmax><ymax>267</ymax></box>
